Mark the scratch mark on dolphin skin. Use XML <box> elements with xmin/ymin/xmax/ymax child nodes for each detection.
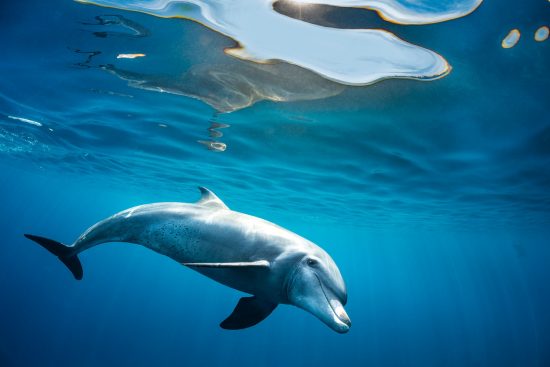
<box><xmin>124</xmin><ymin>207</ymin><xmax>137</xmax><ymax>218</ymax></box>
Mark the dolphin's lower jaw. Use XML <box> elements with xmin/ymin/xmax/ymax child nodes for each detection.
<box><xmin>317</xmin><ymin>274</ymin><xmax>351</xmax><ymax>333</ymax></box>
<box><xmin>329</xmin><ymin>302</ymin><xmax>351</xmax><ymax>333</ymax></box>
<box><xmin>292</xmin><ymin>273</ymin><xmax>351</xmax><ymax>333</ymax></box>
<box><xmin>303</xmin><ymin>298</ymin><xmax>350</xmax><ymax>333</ymax></box>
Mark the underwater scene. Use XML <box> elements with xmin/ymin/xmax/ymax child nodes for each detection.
<box><xmin>1</xmin><ymin>0</ymin><xmax>549</xmax><ymax>366</ymax></box>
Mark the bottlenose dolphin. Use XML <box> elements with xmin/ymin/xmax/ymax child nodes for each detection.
<box><xmin>24</xmin><ymin>187</ymin><xmax>351</xmax><ymax>333</ymax></box>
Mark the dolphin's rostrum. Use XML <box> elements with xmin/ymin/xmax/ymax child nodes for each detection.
<box><xmin>25</xmin><ymin>187</ymin><xmax>351</xmax><ymax>333</ymax></box>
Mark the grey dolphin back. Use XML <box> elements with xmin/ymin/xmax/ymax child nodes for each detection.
<box><xmin>220</xmin><ymin>296</ymin><xmax>278</xmax><ymax>330</ymax></box>
<box><xmin>23</xmin><ymin>187</ymin><xmax>227</xmax><ymax>281</ymax></box>
<box><xmin>24</xmin><ymin>234</ymin><xmax>83</xmax><ymax>280</ymax></box>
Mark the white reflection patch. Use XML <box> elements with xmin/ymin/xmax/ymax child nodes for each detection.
<box><xmin>502</xmin><ymin>29</ymin><xmax>520</xmax><ymax>49</ymax></box>
<box><xmin>535</xmin><ymin>26</ymin><xmax>549</xmax><ymax>42</ymax></box>
<box><xmin>291</xmin><ymin>0</ymin><xmax>483</xmax><ymax>25</ymax></box>
<box><xmin>73</xmin><ymin>0</ymin><xmax>482</xmax><ymax>86</ymax></box>
<box><xmin>8</xmin><ymin>115</ymin><xmax>43</xmax><ymax>127</ymax></box>
<box><xmin>116</xmin><ymin>53</ymin><xmax>146</xmax><ymax>59</ymax></box>
<box><xmin>198</xmin><ymin>140</ymin><xmax>227</xmax><ymax>152</ymax></box>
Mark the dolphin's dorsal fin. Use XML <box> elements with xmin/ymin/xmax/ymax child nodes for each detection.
<box><xmin>220</xmin><ymin>296</ymin><xmax>278</xmax><ymax>330</ymax></box>
<box><xmin>196</xmin><ymin>187</ymin><xmax>229</xmax><ymax>210</ymax></box>
<box><xmin>183</xmin><ymin>260</ymin><xmax>270</xmax><ymax>268</ymax></box>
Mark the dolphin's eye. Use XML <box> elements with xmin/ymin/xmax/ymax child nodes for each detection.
<box><xmin>306</xmin><ymin>258</ymin><xmax>318</xmax><ymax>266</ymax></box>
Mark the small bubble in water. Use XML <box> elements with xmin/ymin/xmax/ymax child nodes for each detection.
<box><xmin>502</xmin><ymin>29</ymin><xmax>520</xmax><ymax>48</ymax></box>
<box><xmin>197</xmin><ymin>140</ymin><xmax>227</xmax><ymax>152</ymax></box>
<box><xmin>535</xmin><ymin>26</ymin><xmax>549</xmax><ymax>42</ymax></box>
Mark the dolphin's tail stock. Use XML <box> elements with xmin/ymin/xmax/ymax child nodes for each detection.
<box><xmin>24</xmin><ymin>234</ymin><xmax>83</xmax><ymax>280</ymax></box>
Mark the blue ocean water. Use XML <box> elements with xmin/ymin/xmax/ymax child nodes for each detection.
<box><xmin>1</xmin><ymin>0</ymin><xmax>549</xmax><ymax>366</ymax></box>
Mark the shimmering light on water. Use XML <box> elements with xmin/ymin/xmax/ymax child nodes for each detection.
<box><xmin>77</xmin><ymin>0</ymin><xmax>458</xmax><ymax>85</ymax></box>
<box><xmin>116</xmin><ymin>53</ymin><xmax>146</xmax><ymax>59</ymax></box>
<box><xmin>7</xmin><ymin>115</ymin><xmax>43</xmax><ymax>127</ymax></box>
<box><xmin>288</xmin><ymin>0</ymin><xmax>483</xmax><ymax>24</ymax></box>
<box><xmin>198</xmin><ymin>140</ymin><xmax>227</xmax><ymax>152</ymax></box>
<box><xmin>535</xmin><ymin>26</ymin><xmax>549</xmax><ymax>42</ymax></box>
<box><xmin>502</xmin><ymin>29</ymin><xmax>520</xmax><ymax>48</ymax></box>
<box><xmin>100</xmin><ymin>60</ymin><xmax>344</xmax><ymax>112</ymax></box>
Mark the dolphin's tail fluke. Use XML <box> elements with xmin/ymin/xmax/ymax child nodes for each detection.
<box><xmin>24</xmin><ymin>234</ymin><xmax>83</xmax><ymax>280</ymax></box>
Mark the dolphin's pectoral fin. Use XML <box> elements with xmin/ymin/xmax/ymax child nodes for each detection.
<box><xmin>196</xmin><ymin>187</ymin><xmax>229</xmax><ymax>210</ymax></box>
<box><xmin>220</xmin><ymin>296</ymin><xmax>277</xmax><ymax>330</ymax></box>
<box><xmin>183</xmin><ymin>260</ymin><xmax>270</xmax><ymax>268</ymax></box>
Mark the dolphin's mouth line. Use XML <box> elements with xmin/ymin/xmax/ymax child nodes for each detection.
<box><xmin>314</xmin><ymin>273</ymin><xmax>348</xmax><ymax>325</ymax></box>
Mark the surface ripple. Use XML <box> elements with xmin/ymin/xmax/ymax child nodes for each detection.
<box><xmin>0</xmin><ymin>0</ymin><xmax>549</xmax><ymax>228</ymax></box>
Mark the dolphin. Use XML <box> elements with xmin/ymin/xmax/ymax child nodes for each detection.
<box><xmin>24</xmin><ymin>187</ymin><xmax>351</xmax><ymax>333</ymax></box>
